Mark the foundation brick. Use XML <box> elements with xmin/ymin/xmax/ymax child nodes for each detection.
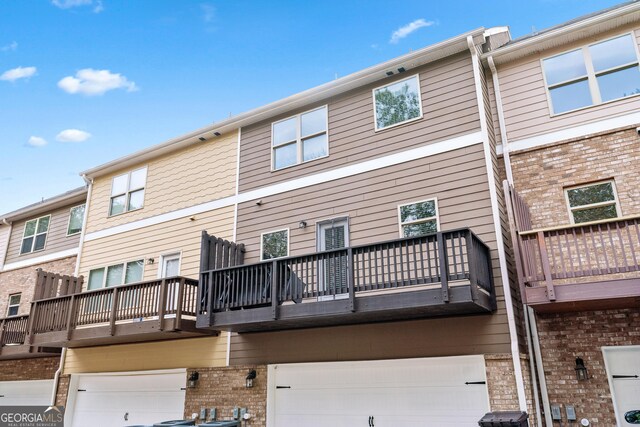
<box><xmin>0</xmin><ymin>356</ymin><xmax>59</xmax><ymax>381</ymax></box>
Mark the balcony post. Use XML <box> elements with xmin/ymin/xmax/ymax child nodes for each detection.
<box><xmin>175</xmin><ymin>278</ymin><xmax>185</xmax><ymax>331</ymax></box>
<box><xmin>437</xmin><ymin>232</ymin><xmax>450</xmax><ymax>303</ymax></box>
<box><xmin>109</xmin><ymin>288</ymin><xmax>119</xmax><ymax>336</ymax></box>
<box><xmin>158</xmin><ymin>279</ymin><xmax>167</xmax><ymax>331</ymax></box>
<box><xmin>466</xmin><ymin>231</ymin><xmax>479</xmax><ymax>303</ymax></box>
<box><xmin>347</xmin><ymin>248</ymin><xmax>356</xmax><ymax>312</ymax></box>
<box><xmin>0</xmin><ymin>317</ymin><xmax>5</xmax><ymax>346</ymax></box>
<box><xmin>26</xmin><ymin>301</ymin><xmax>36</xmax><ymax>344</ymax></box>
<box><xmin>537</xmin><ymin>231</ymin><xmax>556</xmax><ymax>301</ymax></box>
<box><xmin>271</xmin><ymin>261</ymin><xmax>278</xmax><ymax>320</ymax></box>
<box><xmin>66</xmin><ymin>295</ymin><xmax>76</xmax><ymax>341</ymax></box>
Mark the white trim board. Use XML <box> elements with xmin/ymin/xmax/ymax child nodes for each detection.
<box><xmin>506</xmin><ymin>110</ymin><xmax>640</xmax><ymax>154</ymax></box>
<box><xmin>83</xmin><ymin>131</ymin><xmax>483</xmax><ymax>242</ymax></box>
<box><xmin>1</xmin><ymin>248</ymin><xmax>78</xmax><ymax>272</ymax></box>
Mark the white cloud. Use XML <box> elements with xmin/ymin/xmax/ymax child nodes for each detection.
<box><xmin>201</xmin><ymin>3</ymin><xmax>215</xmax><ymax>22</ymax></box>
<box><xmin>58</xmin><ymin>69</ymin><xmax>138</xmax><ymax>95</ymax></box>
<box><xmin>93</xmin><ymin>0</ymin><xmax>104</xmax><ymax>13</ymax></box>
<box><xmin>0</xmin><ymin>66</ymin><xmax>37</xmax><ymax>82</ymax></box>
<box><xmin>28</xmin><ymin>136</ymin><xmax>48</xmax><ymax>147</ymax></box>
<box><xmin>51</xmin><ymin>0</ymin><xmax>104</xmax><ymax>13</ymax></box>
<box><xmin>56</xmin><ymin>129</ymin><xmax>92</xmax><ymax>143</ymax></box>
<box><xmin>390</xmin><ymin>19</ymin><xmax>435</xmax><ymax>44</ymax></box>
<box><xmin>1</xmin><ymin>41</ymin><xmax>18</xmax><ymax>52</ymax></box>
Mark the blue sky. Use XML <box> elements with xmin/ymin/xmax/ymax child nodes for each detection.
<box><xmin>0</xmin><ymin>0</ymin><xmax>623</xmax><ymax>214</ymax></box>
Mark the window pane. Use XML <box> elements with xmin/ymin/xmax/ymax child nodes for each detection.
<box><xmin>302</xmin><ymin>134</ymin><xmax>328</xmax><ymax>162</ymax></box>
<box><xmin>573</xmin><ymin>205</ymin><xmax>618</xmax><ymax>224</ymax></box>
<box><xmin>129</xmin><ymin>167</ymin><xmax>147</xmax><ymax>190</ymax></box>
<box><xmin>105</xmin><ymin>264</ymin><xmax>124</xmax><ymax>287</ymax></box>
<box><xmin>110</xmin><ymin>195</ymin><xmax>126</xmax><ymax>216</ymax></box>
<box><xmin>301</xmin><ymin>108</ymin><xmax>326</xmax><ymax>137</ymax></box>
<box><xmin>375</xmin><ymin>76</ymin><xmax>422</xmax><ymax>129</ymax></box>
<box><xmin>88</xmin><ymin>269</ymin><xmax>105</xmax><ymax>290</ymax></box>
<box><xmin>111</xmin><ymin>173</ymin><xmax>128</xmax><ymax>196</ymax></box>
<box><xmin>597</xmin><ymin>65</ymin><xmax>640</xmax><ymax>102</ymax></box>
<box><xmin>274</xmin><ymin>143</ymin><xmax>297</xmax><ymax>170</ymax></box>
<box><xmin>590</xmin><ymin>34</ymin><xmax>638</xmax><ymax>73</ymax></box>
<box><xmin>543</xmin><ymin>49</ymin><xmax>587</xmax><ymax>85</ymax></box>
<box><xmin>567</xmin><ymin>182</ymin><xmax>615</xmax><ymax>207</ymax></box>
<box><xmin>273</xmin><ymin>117</ymin><xmax>297</xmax><ymax>146</ymax></box>
<box><xmin>400</xmin><ymin>200</ymin><xmax>436</xmax><ymax>223</ymax></box>
<box><xmin>9</xmin><ymin>294</ymin><xmax>21</xmax><ymax>305</ymax></box>
<box><xmin>549</xmin><ymin>80</ymin><xmax>592</xmax><ymax>114</ymax></box>
<box><xmin>36</xmin><ymin>216</ymin><xmax>50</xmax><ymax>234</ymax></box>
<box><xmin>20</xmin><ymin>237</ymin><xmax>33</xmax><ymax>254</ymax></box>
<box><xmin>402</xmin><ymin>220</ymin><xmax>438</xmax><ymax>237</ymax></box>
<box><xmin>33</xmin><ymin>234</ymin><xmax>46</xmax><ymax>251</ymax></box>
<box><xmin>164</xmin><ymin>258</ymin><xmax>180</xmax><ymax>277</ymax></box>
<box><xmin>262</xmin><ymin>230</ymin><xmax>288</xmax><ymax>260</ymax></box>
<box><xmin>124</xmin><ymin>260</ymin><xmax>144</xmax><ymax>284</ymax></box>
<box><xmin>23</xmin><ymin>220</ymin><xmax>36</xmax><ymax>237</ymax></box>
<box><xmin>68</xmin><ymin>205</ymin><xmax>85</xmax><ymax>235</ymax></box>
<box><xmin>8</xmin><ymin>306</ymin><xmax>18</xmax><ymax>316</ymax></box>
<box><xmin>128</xmin><ymin>189</ymin><xmax>145</xmax><ymax>211</ymax></box>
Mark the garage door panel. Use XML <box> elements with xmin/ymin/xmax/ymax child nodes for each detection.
<box><xmin>0</xmin><ymin>380</ymin><xmax>53</xmax><ymax>406</ymax></box>
<box><xmin>604</xmin><ymin>346</ymin><xmax>640</xmax><ymax>426</ymax></box>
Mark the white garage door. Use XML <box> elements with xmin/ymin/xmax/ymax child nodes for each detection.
<box><xmin>0</xmin><ymin>379</ymin><xmax>53</xmax><ymax>405</ymax></box>
<box><xmin>69</xmin><ymin>371</ymin><xmax>186</xmax><ymax>427</ymax></box>
<box><xmin>604</xmin><ymin>346</ymin><xmax>640</xmax><ymax>426</ymax></box>
<box><xmin>268</xmin><ymin>356</ymin><xmax>490</xmax><ymax>427</ymax></box>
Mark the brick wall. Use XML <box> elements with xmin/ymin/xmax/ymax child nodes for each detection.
<box><xmin>55</xmin><ymin>374</ymin><xmax>70</xmax><ymax>407</ymax></box>
<box><xmin>0</xmin><ymin>356</ymin><xmax>59</xmax><ymax>381</ymax></box>
<box><xmin>0</xmin><ymin>255</ymin><xmax>77</xmax><ymax>316</ymax></box>
<box><xmin>184</xmin><ymin>366</ymin><xmax>267</xmax><ymax>426</ymax></box>
<box><xmin>536</xmin><ymin>308</ymin><xmax>640</xmax><ymax>426</ymax></box>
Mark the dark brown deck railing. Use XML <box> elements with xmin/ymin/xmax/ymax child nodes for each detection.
<box><xmin>28</xmin><ymin>277</ymin><xmax>198</xmax><ymax>338</ymax></box>
<box><xmin>199</xmin><ymin>229</ymin><xmax>493</xmax><ymax>314</ymax></box>
<box><xmin>0</xmin><ymin>315</ymin><xmax>29</xmax><ymax>346</ymax></box>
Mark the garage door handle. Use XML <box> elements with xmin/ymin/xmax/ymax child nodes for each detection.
<box><xmin>465</xmin><ymin>381</ymin><xmax>486</xmax><ymax>385</ymax></box>
<box><xmin>368</xmin><ymin>415</ymin><xmax>375</xmax><ymax>426</ymax></box>
<box><xmin>276</xmin><ymin>386</ymin><xmax>291</xmax><ymax>389</ymax></box>
<box><xmin>613</xmin><ymin>375</ymin><xmax>639</xmax><ymax>379</ymax></box>
<box><xmin>124</xmin><ymin>412</ymin><xmax>128</xmax><ymax>421</ymax></box>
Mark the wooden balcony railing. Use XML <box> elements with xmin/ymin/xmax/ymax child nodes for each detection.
<box><xmin>0</xmin><ymin>315</ymin><xmax>29</xmax><ymax>346</ymax></box>
<box><xmin>28</xmin><ymin>277</ymin><xmax>199</xmax><ymax>344</ymax></box>
<box><xmin>198</xmin><ymin>229</ymin><xmax>494</xmax><ymax>328</ymax></box>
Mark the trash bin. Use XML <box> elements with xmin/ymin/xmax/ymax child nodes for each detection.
<box><xmin>197</xmin><ymin>421</ymin><xmax>240</xmax><ymax>427</ymax></box>
<box><xmin>478</xmin><ymin>411</ymin><xmax>529</xmax><ymax>427</ymax></box>
<box><xmin>153</xmin><ymin>421</ymin><xmax>196</xmax><ymax>426</ymax></box>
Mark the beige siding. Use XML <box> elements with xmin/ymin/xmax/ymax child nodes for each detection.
<box><xmin>63</xmin><ymin>336</ymin><xmax>228</xmax><ymax>374</ymax></box>
<box><xmin>5</xmin><ymin>204</ymin><xmax>81</xmax><ymax>265</ymax></box>
<box><xmin>86</xmin><ymin>131</ymin><xmax>238</xmax><ymax>234</ymax></box>
<box><xmin>498</xmin><ymin>24</ymin><xmax>640</xmax><ymax>142</ymax></box>
<box><xmin>231</xmin><ymin>143</ymin><xmax>512</xmax><ymax>364</ymax></box>
<box><xmin>79</xmin><ymin>205</ymin><xmax>234</xmax><ymax>285</ymax></box>
<box><xmin>0</xmin><ymin>225</ymin><xmax>10</xmax><ymax>269</ymax></box>
<box><xmin>239</xmin><ymin>52</ymin><xmax>480</xmax><ymax>192</ymax></box>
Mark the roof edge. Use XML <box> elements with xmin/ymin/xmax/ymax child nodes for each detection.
<box><xmin>1</xmin><ymin>186</ymin><xmax>88</xmax><ymax>223</ymax></box>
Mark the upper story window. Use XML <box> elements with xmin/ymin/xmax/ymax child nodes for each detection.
<box><xmin>109</xmin><ymin>167</ymin><xmax>147</xmax><ymax>216</ymax></box>
<box><xmin>20</xmin><ymin>215</ymin><xmax>50</xmax><ymax>254</ymax></box>
<box><xmin>565</xmin><ymin>180</ymin><xmax>620</xmax><ymax>224</ymax></box>
<box><xmin>373</xmin><ymin>74</ymin><xmax>423</xmax><ymax>131</ymax></box>
<box><xmin>272</xmin><ymin>106</ymin><xmax>328</xmax><ymax>170</ymax></box>
<box><xmin>542</xmin><ymin>34</ymin><xmax>640</xmax><ymax>115</ymax></box>
<box><xmin>7</xmin><ymin>293</ymin><xmax>21</xmax><ymax>317</ymax></box>
<box><xmin>67</xmin><ymin>204</ymin><xmax>86</xmax><ymax>236</ymax></box>
<box><xmin>261</xmin><ymin>229</ymin><xmax>289</xmax><ymax>260</ymax></box>
<box><xmin>88</xmin><ymin>259</ymin><xmax>144</xmax><ymax>290</ymax></box>
<box><xmin>398</xmin><ymin>198</ymin><xmax>439</xmax><ymax>237</ymax></box>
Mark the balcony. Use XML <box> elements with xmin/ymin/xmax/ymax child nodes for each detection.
<box><xmin>27</xmin><ymin>277</ymin><xmax>216</xmax><ymax>348</ymax></box>
<box><xmin>197</xmin><ymin>229</ymin><xmax>496</xmax><ymax>332</ymax></box>
<box><xmin>505</xmin><ymin>183</ymin><xmax>640</xmax><ymax>312</ymax></box>
<box><xmin>0</xmin><ymin>315</ymin><xmax>60</xmax><ymax>359</ymax></box>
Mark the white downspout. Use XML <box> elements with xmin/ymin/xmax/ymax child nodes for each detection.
<box><xmin>488</xmin><ymin>55</ymin><xmax>551</xmax><ymax>427</ymax></box>
<box><xmin>468</xmin><ymin>37</ymin><xmax>527</xmax><ymax>412</ymax></box>
<box><xmin>228</xmin><ymin>127</ymin><xmax>242</xmax><ymax>367</ymax></box>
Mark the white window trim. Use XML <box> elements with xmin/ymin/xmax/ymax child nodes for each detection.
<box><xmin>271</xmin><ymin>105</ymin><xmax>329</xmax><ymax>172</ymax></box>
<box><xmin>564</xmin><ymin>180</ymin><xmax>621</xmax><ymax>224</ymax></box>
<box><xmin>397</xmin><ymin>197</ymin><xmax>440</xmax><ymax>237</ymax></box>
<box><xmin>88</xmin><ymin>258</ymin><xmax>145</xmax><ymax>289</ymax></box>
<box><xmin>157</xmin><ymin>251</ymin><xmax>182</xmax><ymax>278</ymax></box>
<box><xmin>66</xmin><ymin>204</ymin><xmax>86</xmax><ymax>237</ymax></box>
<box><xmin>108</xmin><ymin>166</ymin><xmax>148</xmax><ymax>217</ymax></box>
<box><xmin>260</xmin><ymin>228</ymin><xmax>290</xmax><ymax>261</ymax></box>
<box><xmin>20</xmin><ymin>214</ymin><xmax>51</xmax><ymax>255</ymax></box>
<box><xmin>7</xmin><ymin>293</ymin><xmax>21</xmax><ymax>317</ymax></box>
<box><xmin>542</xmin><ymin>31</ymin><xmax>640</xmax><ymax>117</ymax></box>
<box><xmin>372</xmin><ymin>73</ymin><xmax>424</xmax><ymax>132</ymax></box>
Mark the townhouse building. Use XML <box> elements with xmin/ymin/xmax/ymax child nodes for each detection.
<box><xmin>0</xmin><ymin>187</ymin><xmax>86</xmax><ymax>405</ymax></box>
<box><xmin>487</xmin><ymin>2</ymin><xmax>640</xmax><ymax>426</ymax></box>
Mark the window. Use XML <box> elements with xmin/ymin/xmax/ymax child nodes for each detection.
<box><xmin>565</xmin><ymin>180</ymin><xmax>620</xmax><ymax>224</ymax></box>
<box><xmin>261</xmin><ymin>229</ymin><xmax>289</xmax><ymax>260</ymax></box>
<box><xmin>7</xmin><ymin>294</ymin><xmax>21</xmax><ymax>317</ymax></box>
<box><xmin>160</xmin><ymin>253</ymin><xmax>181</xmax><ymax>278</ymax></box>
<box><xmin>398</xmin><ymin>198</ymin><xmax>439</xmax><ymax>237</ymax></box>
<box><xmin>542</xmin><ymin>34</ymin><xmax>640</xmax><ymax>114</ymax></box>
<box><xmin>373</xmin><ymin>74</ymin><xmax>423</xmax><ymax>131</ymax></box>
<box><xmin>109</xmin><ymin>167</ymin><xmax>147</xmax><ymax>216</ymax></box>
<box><xmin>272</xmin><ymin>106</ymin><xmax>328</xmax><ymax>170</ymax></box>
<box><xmin>87</xmin><ymin>259</ymin><xmax>144</xmax><ymax>289</ymax></box>
<box><xmin>67</xmin><ymin>204</ymin><xmax>86</xmax><ymax>235</ymax></box>
<box><xmin>20</xmin><ymin>215</ymin><xmax>50</xmax><ymax>254</ymax></box>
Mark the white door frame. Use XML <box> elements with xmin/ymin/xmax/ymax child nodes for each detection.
<box><xmin>603</xmin><ymin>345</ymin><xmax>640</xmax><ymax>426</ymax></box>
<box><xmin>316</xmin><ymin>217</ymin><xmax>350</xmax><ymax>300</ymax></box>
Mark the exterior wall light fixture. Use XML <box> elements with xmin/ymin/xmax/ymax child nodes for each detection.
<box><xmin>575</xmin><ymin>357</ymin><xmax>589</xmax><ymax>381</ymax></box>
<box><xmin>188</xmin><ymin>371</ymin><xmax>200</xmax><ymax>388</ymax></box>
<box><xmin>246</xmin><ymin>369</ymin><xmax>257</xmax><ymax>388</ymax></box>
